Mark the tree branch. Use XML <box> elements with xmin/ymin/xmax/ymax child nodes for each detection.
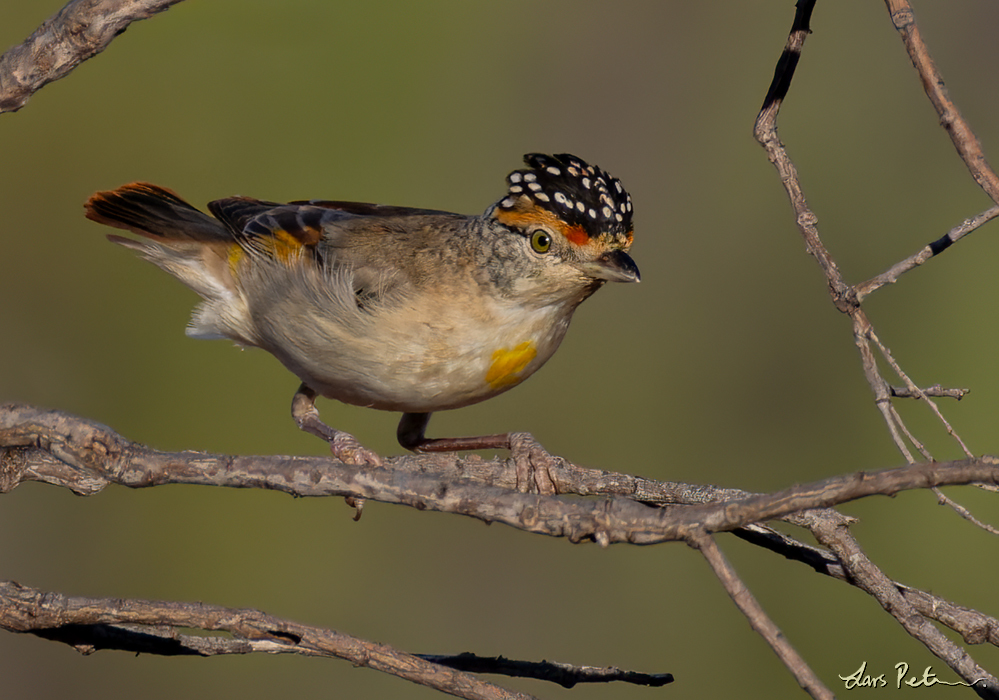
<box><xmin>884</xmin><ymin>0</ymin><xmax>999</xmax><ymax>205</ymax></box>
<box><xmin>688</xmin><ymin>530</ymin><xmax>833</xmax><ymax>699</ymax></box>
<box><xmin>3</xmin><ymin>403</ymin><xmax>998</xmax><ymax>545</ymax></box>
<box><xmin>752</xmin><ymin>3</ymin><xmax>999</xmax><ymax>693</ymax></box>
<box><xmin>811</xmin><ymin>519</ymin><xmax>999</xmax><ymax>697</ymax></box>
<box><xmin>4</xmin><ymin>401</ymin><xmax>999</xmax><ymax>687</ymax></box>
<box><xmin>0</xmin><ymin>580</ymin><xmax>542</xmax><ymax>700</ymax></box>
<box><xmin>0</xmin><ymin>0</ymin><xmax>184</xmax><ymax>114</ymax></box>
<box><xmin>856</xmin><ymin>206</ymin><xmax>999</xmax><ymax>300</ymax></box>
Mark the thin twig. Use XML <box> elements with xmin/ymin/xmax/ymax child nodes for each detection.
<box><xmin>754</xmin><ymin>0</ymin><xmax>857</xmax><ymax>314</ymax></box>
<box><xmin>932</xmin><ymin>487</ymin><xmax>999</xmax><ymax>536</ymax></box>
<box><xmin>867</xmin><ymin>328</ymin><xmax>973</xmax><ymax>458</ymax></box>
<box><xmin>857</xmin><ymin>206</ymin><xmax>999</xmax><ymax>300</ymax></box>
<box><xmin>687</xmin><ymin>530</ymin><xmax>833</xmax><ymax>700</ymax></box>
<box><xmin>853</xmin><ymin>314</ymin><xmax>917</xmax><ymax>461</ymax></box>
<box><xmin>889</xmin><ymin>384</ymin><xmax>969</xmax><ymax>400</ymax></box>
<box><xmin>884</xmin><ymin>0</ymin><xmax>999</xmax><ymax>204</ymax></box>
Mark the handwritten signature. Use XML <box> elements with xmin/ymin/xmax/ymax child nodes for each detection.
<box><xmin>839</xmin><ymin>661</ymin><xmax>989</xmax><ymax>690</ymax></box>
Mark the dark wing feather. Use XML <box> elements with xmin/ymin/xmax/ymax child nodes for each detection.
<box><xmin>290</xmin><ymin>200</ymin><xmax>458</xmax><ymax>218</ymax></box>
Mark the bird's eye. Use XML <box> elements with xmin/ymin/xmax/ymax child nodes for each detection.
<box><xmin>530</xmin><ymin>229</ymin><xmax>552</xmax><ymax>254</ymax></box>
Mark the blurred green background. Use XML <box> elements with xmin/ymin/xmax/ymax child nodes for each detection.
<box><xmin>3</xmin><ymin>1</ymin><xmax>999</xmax><ymax>697</ymax></box>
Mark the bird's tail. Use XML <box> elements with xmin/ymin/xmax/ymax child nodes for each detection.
<box><xmin>85</xmin><ymin>182</ymin><xmax>230</xmax><ymax>242</ymax></box>
<box><xmin>85</xmin><ymin>182</ymin><xmax>245</xmax><ymax>341</ymax></box>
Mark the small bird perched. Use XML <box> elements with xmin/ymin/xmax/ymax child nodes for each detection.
<box><xmin>85</xmin><ymin>153</ymin><xmax>639</xmax><ymax>468</ymax></box>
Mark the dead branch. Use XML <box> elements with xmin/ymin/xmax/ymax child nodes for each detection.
<box><xmin>751</xmin><ymin>1</ymin><xmax>999</xmax><ymax>694</ymax></box>
<box><xmin>0</xmin><ymin>0</ymin><xmax>184</xmax><ymax>114</ymax></box>
<box><xmin>857</xmin><ymin>206</ymin><xmax>999</xmax><ymax>300</ymax></box>
<box><xmin>416</xmin><ymin>654</ymin><xmax>673</xmax><ymax>689</ymax></box>
<box><xmin>687</xmin><ymin>530</ymin><xmax>833</xmax><ymax>699</ymax></box>
<box><xmin>4</xmin><ymin>400</ymin><xmax>999</xmax><ymax>693</ymax></box>
<box><xmin>811</xmin><ymin>520</ymin><xmax>999</xmax><ymax>697</ymax></box>
<box><xmin>885</xmin><ymin>0</ymin><xmax>999</xmax><ymax>205</ymax></box>
<box><xmin>3</xmin><ymin>403</ymin><xmax>998</xmax><ymax>545</ymax></box>
<box><xmin>0</xmin><ymin>580</ymin><xmax>539</xmax><ymax>700</ymax></box>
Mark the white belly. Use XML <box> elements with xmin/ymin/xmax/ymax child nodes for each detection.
<box><xmin>263</xmin><ymin>293</ymin><xmax>574</xmax><ymax>413</ymax></box>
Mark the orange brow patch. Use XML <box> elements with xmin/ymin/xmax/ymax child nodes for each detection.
<box><xmin>494</xmin><ymin>203</ymin><xmax>591</xmax><ymax>246</ymax></box>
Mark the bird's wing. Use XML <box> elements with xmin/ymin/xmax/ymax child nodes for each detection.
<box><xmin>207</xmin><ymin>197</ymin><xmax>464</xmax><ymax>311</ymax></box>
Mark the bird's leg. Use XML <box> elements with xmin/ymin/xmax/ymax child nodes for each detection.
<box><xmin>292</xmin><ymin>384</ymin><xmax>383</xmax><ymax>466</ymax></box>
<box><xmin>292</xmin><ymin>384</ymin><xmax>381</xmax><ymax>519</ymax></box>
<box><xmin>397</xmin><ymin>411</ymin><xmax>510</xmax><ymax>452</ymax></box>
<box><xmin>397</xmin><ymin>412</ymin><xmax>558</xmax><ymax>494</ymax></box>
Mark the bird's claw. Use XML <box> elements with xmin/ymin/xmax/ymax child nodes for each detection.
<box><xmin>508</xmin><ymin>432</ymin><xmax>560</xmax><ymax>495</ymax></box>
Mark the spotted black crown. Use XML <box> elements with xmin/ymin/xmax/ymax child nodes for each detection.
<box><xmin>496</xmin><ymin>153</ymin><xmax>633</xmax><ymax>242</ymax></box>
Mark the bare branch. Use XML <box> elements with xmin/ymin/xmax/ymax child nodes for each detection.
<box><xmin>6</xmin><ymin>402</ymin><xmax>999</xmax><ymax>664</ymax></box>
<box><xmin>932</xmin><ymin>487</ymin><xmax>999</xmax><ymax>536</ymax></box>
<box><xmin>754</xmin><ymin>0</ymin><xmax>857</xmax><ymax>314</ymax></box>
<box><xmin>884</xmin><ymin>0</ymin><xmax>999</xmax><ymax>204</ymax></box>
<box><xmin>0</xmin><ymin>580</ymin><xmax>540</xmax><ymax>700</ymax></box>
<box><xmin>870</xmin><ymin>329</ymin><xmax>973</xmax><ymax>457</ymax></box>
<box><xmin>857</xmin><ymin>207</ymin><xmax>999</xmax><ymax>300</ymax></box>
<box><xmin>752</xmin><ymin>7</ymin><xmax>999</xmax><ymax>691</ymax></box>
<box><xmin>687</xmin><ymin>530</ymin><xmax>833</xmax><ymax>699</ymax></box>
<box><xmin>0</xmin><ymin>0</ymin><xmax>184</xmax><ymax>114</ymax></box>
<box><xmin>811</xmin><ymin>520</ymin><xmax>999</xmax><ymax>694</ymax></box>
<box><xmin>896</xmin><ymin>585</ymin><xmax>999</xmax><ymax>648</ymax></box>
<box><xmin>889</xmin><ymin>383</ymin><xmax>970</xmax><ymax>400</ymax></box>
<box><xmin>416</xmin><ymin>654</ymin><xmax>672</xmax><ymax>689</ymax></box>
<box><xmin>4</xmin><ymin>403</ymin><xmax>999</xmax><ymax>546</ymax></box>
<box><xmin>0</xmin><ymin>575</ymin><xmax>673</xmax><ymax>695</ymax></box>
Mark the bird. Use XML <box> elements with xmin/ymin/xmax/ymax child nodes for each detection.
<box><xmin>84</xmin><ymin>153</ymin><xmax>639</xmax><ymax>469</ymax></box>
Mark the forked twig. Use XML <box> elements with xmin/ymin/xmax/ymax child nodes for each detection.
<box><xmin>867</xmin><ymin>327</ymin><xmax>973</xmax><ymax>458</ymax></box>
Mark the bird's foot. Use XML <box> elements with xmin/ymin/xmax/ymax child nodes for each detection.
<box><xmin>508</xmin><ymin>432</ymin><xmax>560</xmax><ymax>495</ymax></box>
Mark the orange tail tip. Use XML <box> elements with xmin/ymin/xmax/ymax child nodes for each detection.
<box><xmin>84</xmin><ymin>182</ymin><xmax>228</xmax><ymax>241</ymax></box>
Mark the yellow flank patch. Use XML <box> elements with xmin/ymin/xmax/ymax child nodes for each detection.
<box><xmin>485</xmin><ymin>340</ymin><xmax>538</xmax><ymax>390</ymax></box>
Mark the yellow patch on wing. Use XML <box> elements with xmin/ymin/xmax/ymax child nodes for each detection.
<box><xmin>227</xmin><ymin>229</ymin><xmax>306</xmax><ymax>278</ymax></box>
<box><xmin>485</xmin><ymin>340</ymin><xmax>538</xmax><ymax>390</ymax></box>
<box><xmin>268</xmin><ymin>229</ymin><xmax>307</xmax><ymax>263</ymax></box>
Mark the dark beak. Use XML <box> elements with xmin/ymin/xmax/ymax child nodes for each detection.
<box><xmin>584</xmin><ymin>249</ymin><xmax>641</xmax><ymax>284</ymax></box>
